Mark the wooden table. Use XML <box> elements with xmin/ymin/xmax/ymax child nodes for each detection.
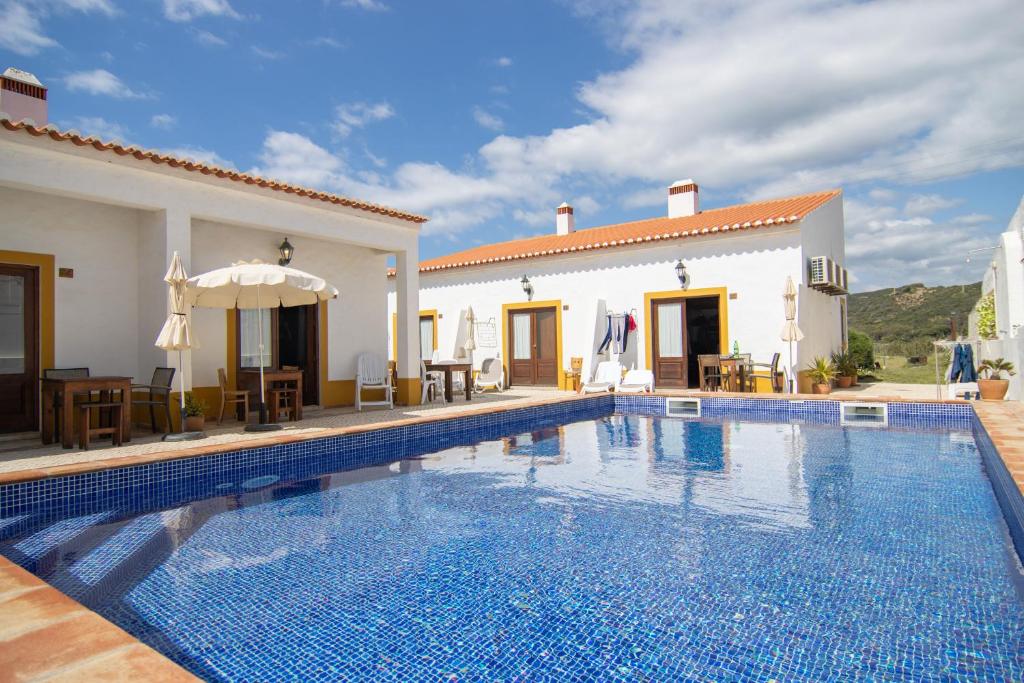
<box><xmin>719</xmin><ymin>356</ymin><xmax>751</xmax><ymax>392</ymax></box>
<box><xmin>41</xmin><ymin>376</ymin><xmax>133</xmax><ymax>448</ymax></box>
<box><xmin>238</xmin><ymin>369</ymin><xmax>303</xmax><ymax>421</ymax></box>
<box><xmin>424</xmin><ymin>362</ymin><xmax>473</xmax><ymax>403</ymax></box>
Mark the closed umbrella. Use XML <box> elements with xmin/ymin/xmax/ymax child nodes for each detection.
<box><xmin>780</xmin><ymin>276</ymin><xmax>804</xmax><ymax>393</ymax></box>
<box><xmin>187</xmin><ymin>260</ymin><xmax>338</xmax><ymax>431</ymax></box>
<box><xmin>154</xmin><ymin>251</ymin><xmax>203</xmax><ymax>440</ymax></box>
<box><xmin>464</xmin><ymin>306</ymin><xmax>477</xmax><ymax>352</ymax></box>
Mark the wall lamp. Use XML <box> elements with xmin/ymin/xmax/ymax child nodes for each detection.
<box><xmin>521</xmin><ymin>274</ymin><xmax>534</xmax><ymax>301</ymax></box>
<box><xmin>675</xmin><ymin>259</ymin><xmax>690</xmax><ymax>289</ymax></box>
<box><xmin>278</xmin><ymin>237</ymin><xmax>295</xmax><ymax>266</ymax></box>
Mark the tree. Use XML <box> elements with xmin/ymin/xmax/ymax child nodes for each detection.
<box><xmin>848</xmin><ymin>329</ymin><xmax>875</xmax><ymax>369</ymax></box>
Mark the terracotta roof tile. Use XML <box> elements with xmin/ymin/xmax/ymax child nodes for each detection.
<box><xmin>0</xmin><ymin>115</ymin><xmax>427</xmax><ymax>225</ymax></box>
<box><xmin>413</xmin><ymin>189</ymin><xmax>840</xmax><ymax>274</ymax></box>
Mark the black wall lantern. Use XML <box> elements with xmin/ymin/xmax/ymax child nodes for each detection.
<box><xmin>675</xmin><ymin>259</ymin><xmax>690</xmax><ymax>289</ymax></box>
<box><xmin>278</xmin><ymin>237</ymin><xmax>295</xmax><ymax>266</ymax></box>
<box><xmin>520</xmin><ymin>274</ymin><xmax>534</xmax><ymax>301</ymax></box>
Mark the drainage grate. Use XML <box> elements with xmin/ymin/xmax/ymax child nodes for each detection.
<box><xmin>666</xmin><ymin>398</ymin><xmax>701</xmax><ymax>417</ymax></box>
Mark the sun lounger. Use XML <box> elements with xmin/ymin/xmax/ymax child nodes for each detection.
<box><xmin>582</xmin><ymin>361</ymin><xmax>623</xmax><ymax>393</ymax></box>
<box><xmin>616</xmin><ymin>369</ymin><xmax>654</xmax><ymax>393</ymax></box>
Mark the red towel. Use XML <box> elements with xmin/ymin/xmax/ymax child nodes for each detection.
<box><xmin>627</xmin><ymin>313</ymin><xmax>637</xmax><ymax>331</ymax></box>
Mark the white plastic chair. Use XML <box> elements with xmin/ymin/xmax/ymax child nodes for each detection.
<box><xmin>356</xmin><ymin>353</ymin><xmax>393</xmax><ymax>411</ymax></box>
<box><xmin>420</xmin><ymin>361</ymin><xmax>445</xmax><ymax>404</ymax></box>
<box><xmin>474</xmin><ymin>357</ymin><xmax>504</xmax><ymax>392</ymax></box>
<box><xmin>617</xmin><ymin>369</ymin><xmax>654</xmax><ymax>393</ymax></box>
<box><xmin>582</xmin><ymin>361</ymin><xmax>623</xmax><ymax>393</ymax></box>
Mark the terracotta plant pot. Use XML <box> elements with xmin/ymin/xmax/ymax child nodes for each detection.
<box><xmin>835</xmin><ymin>375</ymin><xmax>854</xmax><ymax>389</ymax></box>
<box><xmin>978</xmin><ymin>379</ymin><xmax>1009</xmax><ymax>401</ymax></box>
<box><xmin>811</xmin><ymin>383</ymin><xmax>832</xmax><ymax>395</ymax></box>
<box><xmin>184</xmin><ymin>415</ymin><xmax>206</xmax><ymax>432</ymax></box>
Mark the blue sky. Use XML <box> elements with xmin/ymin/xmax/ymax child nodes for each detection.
<box><xmin>3</xmin><ymin>0</ymin><xmax>1023</xmax><ymax>291</ymax></box>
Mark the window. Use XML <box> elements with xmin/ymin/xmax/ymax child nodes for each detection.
<box><xmin>239</xmin><ymin>309</ymin><xmax>274</xmax><ymax>368</ymax></box>
<box><xmin>419</xmin><ymin>315</ymin><xmax>435</xmax><ymax>361</ymax></box>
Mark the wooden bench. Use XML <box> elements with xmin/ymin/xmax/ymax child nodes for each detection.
<box><xmin>78</xmin><ymin>402</ymin><xmax>124</xmax><ymax>450</ymax></box>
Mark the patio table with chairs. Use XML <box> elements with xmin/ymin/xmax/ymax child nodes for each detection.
<box><xmin>697</xmin><ymin>353</ymin><xmax>783</xmax><ymax>393</ymax></box>
<box><xmin>424</xmin><ymin>361</ymin><xmax>473</xmax><ymax>403</ymax></box>
<box><xmin>237</xmin><ymin>367</ymin><xmax>303</xmax><ymax>423</ymax></box>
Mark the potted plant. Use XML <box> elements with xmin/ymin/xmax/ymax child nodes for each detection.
<box><xmin>806</xmin><ymin>356</ymin><xmax>837</xmax><ymax>394</ymax></box>
<box><xmin>831</xmin><ymin>351</ymin><xmax>858</xmax><ymax>388</ymax></box>
<box><xmin>183</xmin><ymin>392</ymin><xmax>208</xmax><ymax>432</ymax></box>
<box><xmin>978</xmin><ymin>358</ymin><xmax>1015</xmax><ymax>401</ymax></box>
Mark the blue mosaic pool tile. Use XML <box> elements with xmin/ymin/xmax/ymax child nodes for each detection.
<box><xmin>972</xmin><ymin>413</ymin><xmax>1024</xmax><ymax>562</ymax></box>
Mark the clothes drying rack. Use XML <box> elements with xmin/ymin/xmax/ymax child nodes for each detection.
<box><xmin>932</xmin><ymin>338</ymin><xmax>982</xmax><ymax>400</ymax></box>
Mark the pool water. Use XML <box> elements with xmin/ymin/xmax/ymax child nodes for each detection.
<box><xmin>3</xmin><ymin>415</ymin><xmax>1023</xmax><ymax>681</ymax></box>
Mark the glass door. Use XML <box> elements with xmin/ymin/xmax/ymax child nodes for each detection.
<box><xmin>0</xmin><ymin>264</ymin><xmax>38</xmax><ymax>432</ymax></box>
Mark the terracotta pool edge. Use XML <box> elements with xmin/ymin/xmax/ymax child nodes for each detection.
<box><xmin>0</xmin><ymin>557</ymin><xmax>199</xmax><ymax>681</ymax></box>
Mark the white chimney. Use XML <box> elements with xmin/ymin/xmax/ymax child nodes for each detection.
<box><xmin>556</xmin><ymin>202</ymin><xmax>575</xmax><ymax>235</ymax></box>
<box><xmin>668</xmin><ymin>179</ymin><xmax>698</xmax><ymax>218</ymax></box>
<box><xmin>0</xmin><ymin>67</ymin><xmax>47</xmax><ymax>125</ymax></box>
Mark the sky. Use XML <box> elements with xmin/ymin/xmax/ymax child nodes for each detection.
<box><xmin>2</xmin><ymin>0</ymin><xmax>1023</xmax><ymax>292</ymax></box>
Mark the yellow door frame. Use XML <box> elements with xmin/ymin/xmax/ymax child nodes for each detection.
<box><xmin>0</xmin><ymin>251</ymin><xmax>55</xmax><ymax>373</ymax></box>
<box><xmin>392</xmin><ymin>309</ymin><xmax>438</xmax><ymax>361</ymax></box>
<box><xmin>643</xmin><ymin>286</ymin><xmax>730</xmax><ymax>372</ymax></box>
<box><xmin>501</xmin><ymin>299</ymin><xmax>565</xmax><ymax>389</ymax></box>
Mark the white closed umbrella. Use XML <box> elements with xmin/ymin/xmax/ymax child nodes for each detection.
<box><xmin>155</xmin><ymin>252</ymin><xmax>203</xmax><ymax>440</ymax></box>
<box><xmin>187</xmin><ymin>260</ymin><xmax>338</xmax><ymax>431</ymax></box>
<box><xmin>780</xmin><ymin>276</ymin><xmax>804</xmax><ymax>393</ymax></box>
<box><xmin>464</xmin><ymin>306</ymin><xmax>477</xmax><ymax>352</ymax></box>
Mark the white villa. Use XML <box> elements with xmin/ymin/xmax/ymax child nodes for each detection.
<box><xmin>0</xmin><ymin>68</ymin><xmax>427</xmax><ymax>434</ymax></box>
<box><xmin>388</xmin><ymin>181</ymin><xmax>849</xmax><ymax>393</ymax></box>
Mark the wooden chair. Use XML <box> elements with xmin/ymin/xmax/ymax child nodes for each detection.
<box><xmin>42</xmin><ymin>368</ymin><xmax>91</xmax><ymax>441</ymax></box>
<box><xmin>217</xmin><ymin>368</ymin><xmax>249</xmax><ymax>424</ymax></box>
<box><xmin>78</xmin><ymin>401</ymin><xmax>123</xmax><ymax>450</ymax></box>
<box><xmin>697</xmin><ymin>355</ymin><xmax>723</xmax><ymax>391</ymax></box>
<box><xmin>269</xmin><ymin>386</ymin><xmax>299</xmax><ymax>422</ymax></box>
<box><xmin>132</xmin><ymin>367</ymin><xmax>175</xmax><ymax>433</ymax></box>
<box><xmin>748</xmin><ymin>353</ymin><xmax>783</xmax><ymax>393</ymax></box>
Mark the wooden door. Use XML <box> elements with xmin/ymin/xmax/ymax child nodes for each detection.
<box><xmin>508</xmin><ymin>307</ymin><xmax>558</xmax><ymax>386</ymax></box>
<box><xmin>0</xmin><ymin>264</ymin><xmax>38</xmax><ymax>432</ymax></box>
<box><xmin>651</xmin><ymin>298</ymin><xmax>688</xmax><ymax>388</ymax></box>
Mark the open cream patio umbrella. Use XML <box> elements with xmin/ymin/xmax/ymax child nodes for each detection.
<box><xmin>780</xmin><ymin>275</ymin><xmax>804</xmax><ymax>393</ymax></box>
<box><xmin>154</xmin><ymin>251</ymin><xmax>204</xmax><ymax>440</ymax></box>
<box><xmin>187</xmin><ymin>260</ymin><xmax>339</xmax><ymax>431</ymax></box>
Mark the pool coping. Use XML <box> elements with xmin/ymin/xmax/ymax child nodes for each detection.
<box><xmin>0</xmin><ymin>391</ymin><xmax>1010</xmax><ymax>682</ymax></box>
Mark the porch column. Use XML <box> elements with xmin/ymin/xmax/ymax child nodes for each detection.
<box><xmin>394</xmin><ymin>246</ymin><xmax>421</xmax><ymax>405</ymax></box>
<box><xmin>138</xmin><ymin>206</ymin><xmax>192</xmax><ymax>391</ymax></box>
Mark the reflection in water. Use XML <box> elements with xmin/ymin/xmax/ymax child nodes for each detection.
<box><xmin>0</xmin><ymin>415</ymin><xmax>1020</xmax><ymax>682</ymax></box>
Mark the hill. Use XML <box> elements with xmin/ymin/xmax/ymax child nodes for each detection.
<box><xmin>847</xmin><ymin>282</ymin><xmax>981</xmax><ymax>346</ymax></box>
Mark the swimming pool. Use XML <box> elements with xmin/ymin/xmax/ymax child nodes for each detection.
<box><xmin>1</xmin><ymin>400</ymin><xmax>1022</xmax><ymax>681</ymax></box>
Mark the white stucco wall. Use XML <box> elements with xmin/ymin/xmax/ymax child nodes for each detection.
<box><xmin>189</xmin><ymin>220</ymin><xmax>388</xmax><ymax>388</ymax></box>
<box><xmin>388</xmin><ymin>195</ymin><xmax>846</xmax><ymax>389</ymax></box>
<box><xmin>0</xmin><ymin>186</ymin><xmax>143</xmax><ymax>378</ymax></box>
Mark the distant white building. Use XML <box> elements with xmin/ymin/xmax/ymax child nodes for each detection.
<box><xmin>970</xmin><ymin>195</ymin><xmax>1024</xmax><ymax>400</ymax></box>
<box><xmin>388</xmin><ymin>181</ymin><xmax>849</xmax><ymax>393</ymax></box>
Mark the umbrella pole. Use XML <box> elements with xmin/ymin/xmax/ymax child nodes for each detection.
<box><xmin>789</xmin><ymin>341</ymin><xmax>795</xmax><ymax>394</ymax></box>
<box><xmin>246</xmin><ymin>284</ymin><xmax>282</xmax><ymax>432</ymax></box>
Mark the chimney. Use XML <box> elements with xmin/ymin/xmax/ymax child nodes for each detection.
<box><xmin>668</xmin><ymin>179</ymin><xmax>698</xmax><ymax>218</ymax></box>
<box><xmin>556</xmin><ymin>202</ymin><xmax>575</xmax><ymax>235</ymax></box>
<box><xmin>0</xmin><ymin>67</ymin><xmax>47</xmax><ymax>125</ymax></box>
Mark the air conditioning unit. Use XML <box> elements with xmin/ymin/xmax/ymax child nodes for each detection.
<box><xmin>808</xmin><ymin>256</ymin><xmax>849</xmax><ymax>295</ymax></box>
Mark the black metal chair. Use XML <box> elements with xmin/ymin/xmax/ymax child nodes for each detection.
<box><xmin>748</xmin><ymin>353</ymin><xmax>783</xmax><ymax>393</ymax></box>
<box><xmin>132</xmin><ymin>367</ymin><xmax>175</xmax><ymax>433</ymax></box>
<box><xmin>42</xmin><ymin>368</ymin><xmax>91</xmax><ymax>441</ymax></box>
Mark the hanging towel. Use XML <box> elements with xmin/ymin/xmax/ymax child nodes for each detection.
<box><xmin>627</xmin><ymin>313</ymin><xmax>637</xmax><ymax>331</ymax></box>
<box><xmin>962</xmin><ymin>344</ymin><xmax>977</xmax><ymax>382</ymax></box>
<box><xmin>598</xmin><ymin>315</ymin><xmax>628</xmax><ymax>354</ymax></box>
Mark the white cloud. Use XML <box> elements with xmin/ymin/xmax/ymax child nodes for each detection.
<box><xmin>63</xmin><ymin>69</ymin><xmax>152</xmax><ymax>99</ymax></box>
<box><xmin>339</xmin><ymin>0</ymin><xmax>388</xmax><ymax>10</ymax></box>
<box><xmin>150</xmin><ymin>113</ymin><xmax>177</xmax><ymax>129</ymax></box>
<box><xmin>332</xmin><ymin>101</ymin><xmax>394</xmax><ymax>137</ymax></box>
<box><xmin>250</xmin><ymin>45</ymin><xmax>284</xmax><ymax>60</ymax></box>
<box><xmin>163</xmin><ymin>0</ymin><xmax>239</xmax><ymax>22</ymax></box>
<box><xmin>251</xmin><ymin>130</ymin><xmax>345</xmax><ymax>188</ymax></box>
<box><xmin>163</xmin><ymin>145</ymin><xmax>235</xmax><ymax>168</ymax></box>
<box><xmin>192</xmin><ymin>29</ymin><xmax>227</xmax><ymax>47</ymax></box>
<box><xmin>309</xmin><ymin>36</ymin><xmax>344</xmax><ymax>49</ymax></box>
<box><xmin>0</xmin><ymin>0</ymin><xmax>115</xmax><ymax>55</ymax></box>
<box><xmin>250</xmin><ymin>0</ymin><xmax>1024</xmax><ymax>251</ymax></box>
<box><xmin>495</xmin><ymin>56</ymin><xmax>513</xmax><ymax>67</ymax></box>
<box><xmin>472</xmin><ymin>107</ymin><xmax>504</xmax><ymax>132</ymax></box>
<box><xmin>903</xmin><ymin>193</ymin><xmax>961</xmax><ymax>215</ymax></box>
<box><xmin>61</xmin><ymin>116</ymin><xmax>131</xmax><ymax>142</ymax></box>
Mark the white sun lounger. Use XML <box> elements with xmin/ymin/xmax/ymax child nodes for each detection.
<box><xmin>582</xmin><ymin>361</ymin><xmax>623</xmax><ymax>393</ymax></box>
<box><xmin>474</xmin><ymin>357</ymin><xmax>504</xmax><ymax>392</ymax></box>
<box><xmin>616</xmin><ymin>369</ymin><xmax>654</xmax><ymax>393</ymax></box>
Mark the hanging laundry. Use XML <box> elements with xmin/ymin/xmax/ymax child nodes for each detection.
<box><xmin>627</xmin><ymin>313</ymin><xmax>637</xmax><ymax>331</ymax></box>
<box><xmin>598</xmin><ymin>314</ymin><xmax>629</xmax><ymax>354</ymax></box>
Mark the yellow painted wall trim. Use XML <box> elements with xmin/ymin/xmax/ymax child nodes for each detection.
<box><xmin>500</xmin><ymin>299</ymin><xmax>565</xmax><ymax>390</ymax></box>
<box><xmin>395</xmin><ymin>377</ymin><xmax>421</xmax><ymax>406</ymax></box>
<box><xmin>0</xmin><ymin>250</ymin><xmax>55</xmax><ymax>372</ymax></box>
<box><xmin>392</xmin><ymin>309</ymin><xmax>438</xmax><ymax>361</ymax></box>
<box><xmin>643</xmin><ymin>286</ymin><xmax>729</xmax><ymax>375</ymax></box>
